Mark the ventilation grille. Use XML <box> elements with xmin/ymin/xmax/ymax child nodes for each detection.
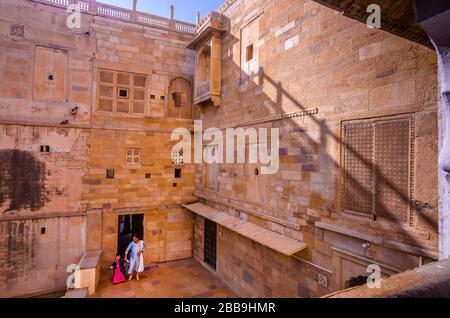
<box><xmin>375</xmin><ymin>119</ymin><xmax>410</xmax><ymax>223</ymax></box>
<box><xmin>343</xmin><ymin>122</ymin><xmax>374</xmax><ymax>216</ymax></box>
<box><xmin>99</xmin><ymin>85</ymin><xmax>114</xmax><ymax>97</ymax></box>
<box><xmin>100</xmin><ymin>70</ymin><xmax>114</xmax><ymax>83</ymax></box>
<box><xmin>341</xmin><ymin>115</ymin><xmax>414</xmax><ymax>224</ymax></box>
<box><xmin>117</xmin><ymin>73</ymin><xmax>130</xmax><ymax>86</ymax></box>
<box><xmin>134</xmin><ymin>75</ymin><xmax>147</xmax><ymax>88</ymax></box>
<box><xmin>98</xmin><ymin>99</ymin><xmax>113</xmax><ymax>112</ymax></box>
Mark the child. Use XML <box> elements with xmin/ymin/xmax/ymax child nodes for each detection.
<box><xmin>110</xmin><ymin>254</ymin><xmax>127</xmax><ymax>284</ymax></box>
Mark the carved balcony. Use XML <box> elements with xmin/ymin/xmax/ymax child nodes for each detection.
<box><xmin>188</xmin><ymin>12</ymin><xmax>225</xmax><ymax>108</ymax></box>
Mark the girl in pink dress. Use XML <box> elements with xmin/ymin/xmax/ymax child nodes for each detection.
<box><xmin>110</xmin><ymin>254</ymin><xmax>127</xmax><ymax>284</ymax></box>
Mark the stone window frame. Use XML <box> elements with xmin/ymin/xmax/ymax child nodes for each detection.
<box><xmin>126</xmin><ymin>148</ymin><xmax>141</xmax><ymax>166</ymax></box>
<box><xmin>97</xmin><ymin>69</ymin><xmax>148</xmax><ymax>116</ymax></box>
<box><xmin>239</xmin><ymin>13</ymin><xmax>261</xmax><ymax>85</ymax></box>
<box><xmin>339</xmin><ymin>113</ymin><xmax>416</xmax><ymax>227</ymax></box>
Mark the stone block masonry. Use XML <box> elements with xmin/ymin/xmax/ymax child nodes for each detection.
<box><xmin>192</xmin><ymin>0</ymin><xmax>439</xmax><ymax>297</ymax></box>
<box><xmin>0</xmin><ymin>0</ymin><xmax>196</xmax><ymax>297</ymax></box>
<box><xmin>0</xmin><ymin>0</ymin><xmax>442</xmax><ymax>298</ymax></box>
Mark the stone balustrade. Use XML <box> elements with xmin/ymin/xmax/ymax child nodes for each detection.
<box><xmin>196</xmin><ymin>81</ymin><xmax>211</xmax><ymax>98</ymax></box>
<box><xmin>30</xmin><ymin>0</ymin><xmax>196</xmax><ymax>34</ymax></box>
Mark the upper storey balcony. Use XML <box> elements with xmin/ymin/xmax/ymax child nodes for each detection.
<box><xmin>188</xmin><ymin>12</ymin><xmax>225</xmax><ymax>108</ymax></box>
<box><xmin>31</xmin><ymin>0</ymin><xmax>196</xmax><ymax>35</ymax></box>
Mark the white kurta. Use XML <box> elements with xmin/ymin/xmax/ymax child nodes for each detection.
<box><xmin>125</xmin><ymin>240</ymin><xmax>145</xmax><ymax>273</ymax></box>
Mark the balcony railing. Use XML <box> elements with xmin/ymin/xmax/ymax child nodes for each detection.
<box><xmin>196</xmin><ymin>81</ymin><xmax>211</xmax><ymax>98</ymax></box>
<box><xmin>30</xmin><ymin>0</ymin><xmax>196</xmax><ymax>34</ymax></box>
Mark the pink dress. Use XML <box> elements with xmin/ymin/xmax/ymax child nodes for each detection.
<box><xmin>112</xmin><ymin>260</ymin><xmax>126</xmax><ymax>284</ymax></box>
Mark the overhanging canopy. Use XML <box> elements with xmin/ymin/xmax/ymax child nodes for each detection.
<box><xmin>182</xmin><ymin>202</ymin><xmax>307</xmax><ymax>256</ymax></box>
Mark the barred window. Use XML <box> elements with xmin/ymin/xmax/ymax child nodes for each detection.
<box><xmin>341</xmin><ymin>115</ymin><xmax>414</xmax><ymax>225</ymax></box>
<box><xmin>97</xmin><ymin>69</ymin><xmax>147</xmax><ymax>115</ymax></box>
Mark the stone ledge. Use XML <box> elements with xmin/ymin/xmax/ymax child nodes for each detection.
<box><xmin>62</xmin><ymin>288</ymin><xmax>88</xmax><ymax>299</ymax></box>
<box><xmin>74</xmin><ymin>250</ymin><xmax>103</xmax><ymax>296</ymax></box>
<box><xmin>79</xmin><ymin>250</ymin><xmax>102</xmax><ymax>270</ymax></box>
<box><xmin>325</xmin><ymin>258</ymin><xmax>450</xmax><ymax>298</ymax></box>
<box><xmin>315</xmin><ymin>221</ymin><xmax>439</xmax><ymax>260</ymax></box>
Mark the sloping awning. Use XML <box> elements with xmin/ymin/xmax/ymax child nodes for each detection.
<box><xmin>182</xmin><ymin>202</ymin><xmax>307</xmax><ymax>256</ymax></box>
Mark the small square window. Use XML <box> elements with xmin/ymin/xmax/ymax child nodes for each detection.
<box><xmin>246</xmin><ymin>44</ymin><xmax>254</xmax><ymax>62</ymax></box>
<box><xmin>150</xmin><ymin>95</ymin><xmax>156</xmax><ymax>100</ymax></box>
<box><xmin>40</xmin><ymin>145</ymin><xmax>50</xmax><ymax>153</ymax></box>
<box><xmin>106</xmin><ymin>169</ymin><xmax>115</xmax><ymax>179</ymax></box>
<box><xmin>175</xmin><ymin>168</ymin><xmax>182</xmax><ymax>178</ymax></box>
<box><xmin>118</xmin><ymin>88</ymin><xmax>129</xmax><ymax>99</ymax></box>
<box><xmin>145</xmin><ymin>173</ymin><xmax>151</xmax><ymax>179</ymax></box>
<box><xmin>160</xmin><ymin>96</ymin><xmax>165</xmax><ymax>101</ymax></box>
<box><xmin>41</xmin><ymin>227</ymin><xmax>46</xmax><ymax>235</ymax></box>
<box><xmin>126</xmin><ymin>148</ymin><xmax>141</xmax><ymax>165</ymax></box>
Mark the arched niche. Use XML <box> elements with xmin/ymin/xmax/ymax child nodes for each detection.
<box><xmin>168</xmin><ymin>76</ymin><xmax>192</xmax><ymax>118</ymax></box>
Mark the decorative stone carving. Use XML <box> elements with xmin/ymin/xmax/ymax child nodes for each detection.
<box><xmin>187</xmin><ymin>12</ymin><xmax>225</xmax><ymax>108</ymax></box>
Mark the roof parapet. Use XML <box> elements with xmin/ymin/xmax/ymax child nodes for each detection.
<box><xmin>30</xmin><ymin>0</ymin><xmax>196</xmax><ymax>35</ymax></box>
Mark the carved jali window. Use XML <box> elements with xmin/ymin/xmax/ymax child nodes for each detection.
<box><xmin>126</xmin><ymin>148</ymin><xmax>141</xmax><ymax>165</ymax></box>
<box><xmin>341</xmin><ymin>115</ymin><xmax>415</xmax><ymax>226</ymax></box>
<box><xmin>97</xmin><ymin>69</ymin><xmax>147</xmax><ymax>115</ymax></box>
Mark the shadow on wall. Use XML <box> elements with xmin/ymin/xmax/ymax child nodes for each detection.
<box><xmin>198</xmin><ymin>13</ymin><xmax>438</xmax><ymax>262</ymax></box>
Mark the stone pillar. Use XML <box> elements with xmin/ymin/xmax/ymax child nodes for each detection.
<box><xmin>89</xmin><ymin>0</ymin><xmax>97</xmax><ymax>14</ymax></box>
<box><xmin>86</xmin><ymin>209</ymin><xmax>103</xmax><ymax>251</ymax></box>
<box><xmin>197</xmin><ymin>11</ymin><xmax>201</xmax><ymax>26</ymax></box>
<box><xmin>438</xmin><ymin>52</ymin><xmax>450</xmax><ymax>259</ymax></box>
<box><xmin>413</xmin><ymin>0</ymin><xmax>450</xmax><ymax>260</ymax></box>
<box><xmin>132</xmin><ymin>0</ymin><xmax>138</xmax><ymax>22</ymax></box>
<box><xmin>169</xmin><ymin>4</ymin><xmax>175</xmax><ymax>31</ymax></box>
<box><xmin>210</xmin><ymin>34</ymin><xmax>222</xmax><ymax>106</ymax></box>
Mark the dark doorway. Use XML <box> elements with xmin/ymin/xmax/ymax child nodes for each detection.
<box><xmin>117</xmin><ymin>214</ymin><xmax>144</xmax><ymax>257</ymax></box>
<box><xmin>204</xmin><ymin>219</ymin><xmax>217</xmax><ymax>270</ymax></box>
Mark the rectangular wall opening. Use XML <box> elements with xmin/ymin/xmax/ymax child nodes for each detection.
<box><xmin>117</xmin><ymin>214</ymin><xmax>144</xmax><ymax>257</ymax></box>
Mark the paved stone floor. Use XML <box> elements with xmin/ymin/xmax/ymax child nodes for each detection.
<box><xmin>93</xmin><ymin>258</ymin><xmax>237</xmax><ymax>298</ymax></box>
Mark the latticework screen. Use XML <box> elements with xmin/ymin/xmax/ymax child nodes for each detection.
<box><xmin>97</xmin><ymin>69</ymin><xmax>147</xmax><ymax>115</ymax></box>
<box><xmin>341</xmin><ymin>115</ymin><xmax>414</xmax><ymax>225</ymax></box>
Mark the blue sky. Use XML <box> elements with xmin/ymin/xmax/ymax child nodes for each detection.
<box><xmin>100</xmin><ymin>0</ymin><xmax>224</xmax><ymax>23</ymax></box>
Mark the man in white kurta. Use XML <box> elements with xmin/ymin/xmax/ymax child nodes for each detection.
<box><xmin>125</xmin><ymin>234</ymin><xmax>145</xmax><ymax>280</ymax></box>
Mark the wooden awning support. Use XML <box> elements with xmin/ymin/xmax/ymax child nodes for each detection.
<box><xmin>182</xmin><ymin>202</ymin><xmax>307</xmax><ymax>256</ymax></box>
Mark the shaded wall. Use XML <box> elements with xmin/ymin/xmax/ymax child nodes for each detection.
<box><xmin>0</xmin><ymin>215</ymin><xmax>86</xmax><ymax>298</ymax></box>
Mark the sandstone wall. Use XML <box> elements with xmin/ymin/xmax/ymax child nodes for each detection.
<box><xmin>0</xmin><ymin>215</ymin><xmax>86</xmax><ymax>297</ymax></box>
<box><xmin>0</xmin><ymin>0</ymin><xmax>196</xmax><ymax>296</ymax></box>
<box><xmin>194</xmin><ymin>0</ymin><xmax>439</xmax><ymax>297</ymax></box>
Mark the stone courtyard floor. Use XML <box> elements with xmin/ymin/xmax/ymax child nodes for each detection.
<box><xmin>93</xmin><ymin>258</ymin><xmax>237</xmax><ymax>298</ymax></box>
